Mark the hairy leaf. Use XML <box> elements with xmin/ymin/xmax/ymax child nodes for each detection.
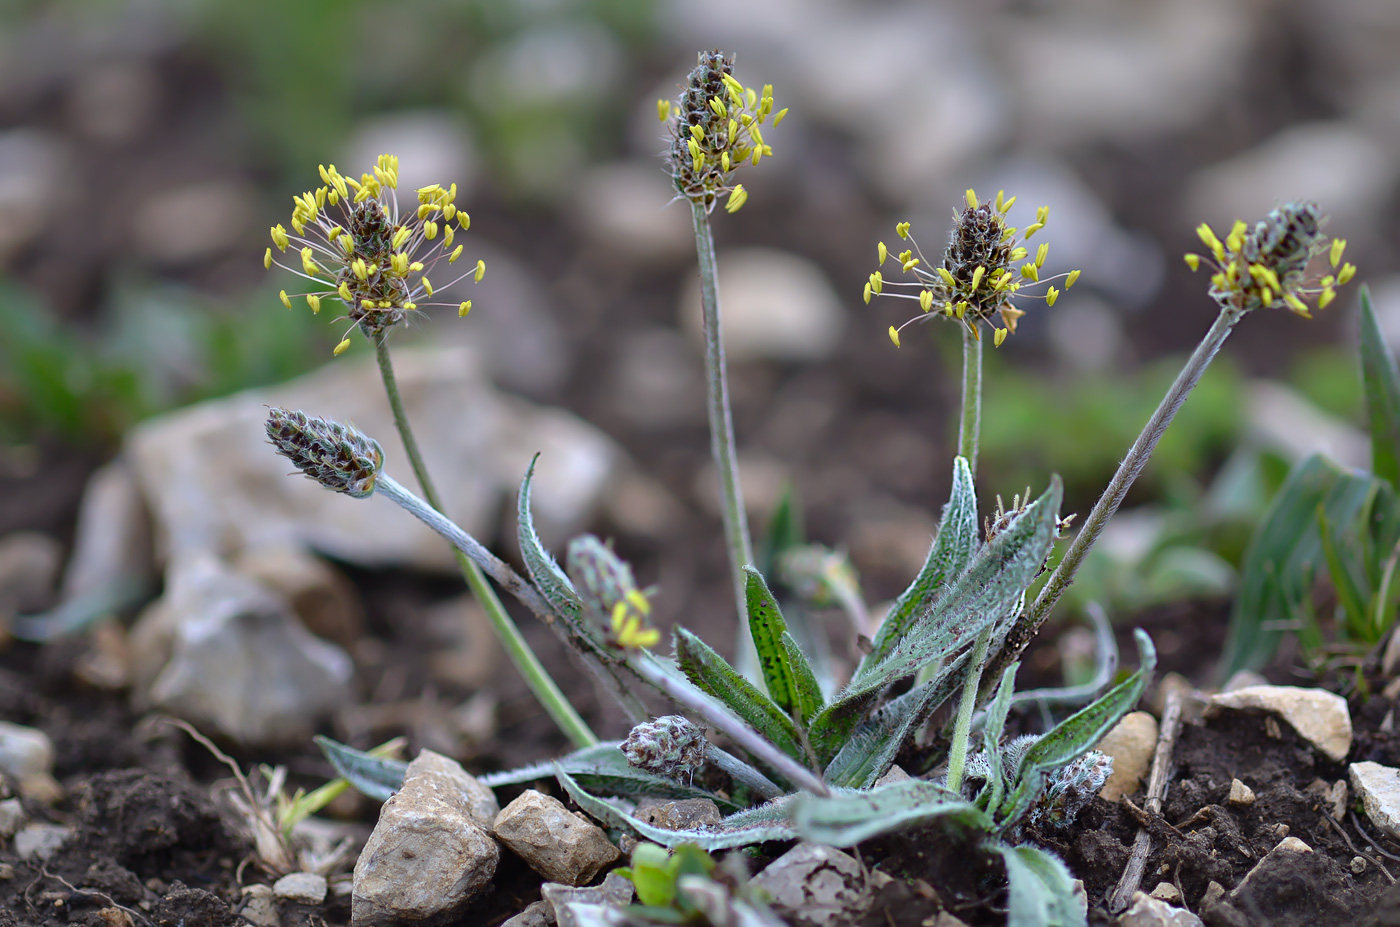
<box><xmin>978</xmin><ymin>662</ymin><xmax>1020</xmax><ymax>814</ymax></box>
<box><xmin>674</xmin><ymin>628</ymin><xmax>806</xmax><ymax>764</ymax></box>
<box><xmin>866</xmin><ymin>456</ymin><xmax>979</xmax><ymax>668</ymax></box>
<box><xmin>1361</xmin><ymin>286</ymin><xmax>1400</xmax><ymax>487</ymax></box>
<box><xmin>781</xmin><ymin>631</ymin><xmax>825</xmax><ymax>725</ymax></box>
<box><xmin>517</xmin><ymin>456</ymin><xmax>586</xmax><ymax>625</ymax></box>
<box><xmin>998</xmin><ymin>630</ymin><xmax>1155</xmax><ymax>829</ymax></box>
<box><xmin>995</xmin><ymin>843</ymin><xmax>1087</xmax><ymax>927</ymax></box>
<box><xmin>744</xmin><ymin>567</ymin><xmax>799</xmax><ymax>712</ymax></box>
<box><xmin>314</xmin><ymin>736</ymin><xmax>407</xmax><ymax>802</ymax></box>
<box><xmin>557</xmin><ymin>768</ymin><xmax>797</xmax><ymax>850</ymax></box>
<box><xmin>788</xmin><ymin>779</ymin><xmax>990</xmax><ymax>847</ymax></box>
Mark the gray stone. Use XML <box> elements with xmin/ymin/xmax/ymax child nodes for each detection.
<box><xmin>1350</xmin><ymin>762</ymin><xmax>1400</xmax><ymax>839</ymax></box>
<box><xmin>751</xmin><ymin>843</ymin><xmax>892</xmax><ymax>927</ymax></box>
<box><xmin>493</xmin><ymin>790</ymin><xmax>620</xmax><ymax>886</ymax></box>
<box><xmin>0</xmin><ymin>129</ymin><xmax>74</xmax><ymax>262</ymax></box>
<box><xmin>239</xmin><ymin>884</ymin><xmax>280</xmax><ymax>927</ymax></box>
<box><xmin>1222</xmin><ymin>670</ymin><xmax>1268</xmax><ymax>693</ymax></box>
<box><xmin>501</xmin><ymin>900</ymin><xmax>553</xmax><ymax>927</ymax></box>
<box><xmin>273</xmin><ymin>872</ymin><xmax>328</xmax><ymax>905</ymax></box>
<box><xmin>0</xmin><ymin>798</ymin><xmax>24</xmax><ymax>840</ymax></box>
<box><xmin>1097</xmin><ymin>712</ymin><xmax>1157</xmax><ymax>802</ymax></box>
<box><xmin>13</xmin><ymin>823</ymin><xmax>72</xmax><ymax>861</ymax></box>
<box><xmin>1232</xmin><ymin>836</ymin><xmax>1312</xmax><ymax>899</ymax></box>
<box><xmin>0</xmin><ymin>531</ymin><xmax>62</xmax><ymax>615</ymax></box>
<box><xmin>131</xmin><ymin>180</ymin><xmax>256</xmax><ymax>264</ymax></box>
<box><xmin>1117</xmin><ymin>891</ymin><xmax>1204</xmax><ymax>927</ymax></box>
<box><xmin>404</xmin><ymin>750</ymin><xmax>498</xmax><ymax>833</ymax></box>
<box><xmin>1206</xmin><ymin>685</ymin><xmax>1352</xmax><ymax>763</ymax></box>
<box><xmin>352</xmin><ymin>750</ymin><xmax>500</xmax><ymax>926</ymax></box>
<box><xmin>0</xmin><ymin>721</ymin><xmax>61</xmax><ymax>803</ymax></box>
<box><xmin>134</xmin><ymin>554</ymin><xmax>353</xmax><ymax>746</ymax></box>
<box><xmin>234</xmin><ymin>545</ymin><xmax>364</xmax><ymax>648</ymax></box>
<box><xmin>343</xmin><ymin>112</ymin><xmax>478</xmax><ymax>202</ymax></box>
<box><xmin>680</xmin><ymin>248</ymin><xmax>846</xmax><ymax>363</ymax></box>
<box><xmin>638</xmin><ymin>799</ymin><xmax>721</xmax><ymax>832</ymax></box>
<box><xmin>542</xmin><ymin>872</ymin><xmax>634</xmax><ymax>927</ymax></box>
<box><xmin>569</xmin><ymin>160</ymin><xmax>691</xmax><ymax>261</ymax></box>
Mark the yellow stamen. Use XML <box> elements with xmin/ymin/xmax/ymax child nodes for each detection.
<box><xmin>888</xmin><ymin>326</ymin><xmax>900</xmax><ymax>347</ymax></box>
<box><xmin>1331</xmin><ymin>239</ymin><xmax>1346</xmax><ymax>268</ymax></box>
<box><xmin>306</xmin><ymin>294</ymin><xmax>321</xmax><ymax>313</ymax></box>
<box><xmin>994</xmin><ymin>327</ymin><xmax>1008</xmax><ymax>347</ymax></box>
<box><xmin>475</xmin><ymin>259</ymin><xmax>486</xmax><ymax>283</ymax></box>
<box><xmin>334</xmin><ymin>338</ymin><xmax>351</xmax><ymax>356</ymax></box>
<box><xmin>278</xmin><ymin>290</ymin><xmax>291</xmax><ymax>310</ymax></box>
<box><xmin>459</xmin><ymin>300</ymin><xmax>472</xmax><ymax>317</ymax></box>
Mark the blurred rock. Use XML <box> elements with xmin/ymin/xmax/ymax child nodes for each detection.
<box><xmin>1097</xmin><ymin>711</ymin><xmax>1157</xmax><ymax>803</ymax></box>
<box><xmin>60</xmin><ymin>460</ymin><xmax>153</xmax><ymax>603</ymax></box>
<box><xmin>542</xmin><ymin>872</ymin><xmax>634</xmax><ymax>927</ymax></box>
<box><xmin>343</xmin><ymin>111</ymin><xmax>478</xmax><ymax>197</ymax></box>
<box><xmin>1350</xmin><ymin>761</ymin><xmax>1400</xmax><ymax>839</ymax></box>
<box><xmin>1117</xmin><ymin>891</ymin><xmax>1203</xmax><ymax>927</ymax></box>
<box><xmin>353</xmin><ymin>749</ymin><xmax>499</xmax><ymax>925</ymax></box>
<box><xmin>0</xmin><ymin>531</ymin><xmax>62</xmax><ymax>615</ymax></box>
<box><xmin>501</xmin><ymin>900</ymin><xmax>552</xmax><ymax>927</ymax></box>
<box><xmin>599</xmin><ymin>470</ymin><xmax>688</xmax><ymax>540</ymax></box>
<box><xmin>13</xmin><ymin>823</ymin><xmax>71</xmax><ymax>861</ymax></box>
<box><xmin>125</xmin><ymin>344</ymin><xmax>616</xmax><ymax>573</ymax></box>
<box><xmin>0</xmin><ymin>798</ymin><xmax>25</xmax><ymax>839</ymax></box>
<box><xmin>1206</xmin><ymin>685</ymin><xmax>1352</xmax><ymax>762</ymax></box>
<box><xmin>131</xmin><ymin>180</ymin><xmax>256</xmax><ymax>264</ymax></box>
<box><xmin>273</xmin><ymin>872</ymin><xmax>327</xmax><ymax>906</ymax></box>
<box><xmin>66</xmin><ymin>59</ymin><xmax>160</xmax><ymax>144</ymax></box>
<box><xmin>0</xmin><ymin>721</ymin><xmax>61</xmax><ymax>803</ymax></box>
<box><xmin>1185</xmin><ymin>122</ymin><xmax>1395</xmax><ymax>237</ymax></box>
<box><xmin>680</xmin><ymin>248</ymin><xmax>846</xmax><ymax>363</ymax></box>
<box><xmin>131</xmin><ymin>554</ymin><xmax>353</xmax><ymax>746</ymax></box>
<box><xmin>234</xmin><ymin>545</ymin><xmax>364</xmax><ymax>648</ymax></box>
<box><xmin>570</xmin><ymin>161</ymin><xmax>691</xmax><ymax>262</ymax></box>
<box><xmin>73</xmin><ymin>621</ymin><xmax>133</xmax><ymax>691</ymax></box>
<box><xmin>1245</xmin><ymin>381</ymin><xmax>1368</xmax><ymax>469</ymax></box>
<box><xmin>493</xmin><ymin>790</ymin><xmax>620</xmax><ymax>886</ymax></box>
<box><xmin>239</xmin><ymin>884</ymin><xmax>279</xmax><ymax>927</ymax></box>
<box><xmin>0</xmin><ymin>129</ymin><xmax>74</xmax><ymax>263</ymax></box>
<box><xmin>604</xmin><ymin>328</ymin><xmax>706</xmax><ymax>429</ymax></box>
<box><xmin>1222</xmin><ymin>669</ymin><xmax>1268</xmax><ymax>692</ymax></box>
<box><xmin>694</xmin><ymin>452</ymin><xmax>790</xmax><ymax>522</ymax></box>
<box><xmin>425</xmin><ymin>594</ymin><xmax>499</xmax><ymax>691</ymax></box>
<box><xmin>751</xmin><ymin>843</ymin><xmax>892</xmax><ymax>927</ymax></box>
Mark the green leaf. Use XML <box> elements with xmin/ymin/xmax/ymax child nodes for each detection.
<box><xmin>1318</xmin><ymin>502</ymin><xmax>1372</xmax><ymax>639</ymax></box>
<box><xmin>478</xmin><ymin>742</ymin><xmax>743</xmax><ymax>811</ymax></box>
<box><xmin>1360</xmin><ymin>285</ymin><xmax>1400</xmax><ymax>487</ymax></box>
<box><xmin>994</xmin><ymin>843</ymin><xmax>1087</xmax><ymax>927</ymax></box>
<box><xmin>744</xmin><ymin>567</ymin><xmax>799</xmax><ymax>712</ymax></box>
<box><xmin>674</xmin><ymin>628</ymin><xmax>807</xmax><ymax>764</ymax></box>
<box><xmin>517</xmin><ymin>456</ymin><xmax>587</xmax><ymax>625</ymax></box>
<box><xmin>788</xmin><ymin>779</ymin><xmax>990</xmax><ymax>846</ymax></box>
<box><xmin>556</xmin><ymin>768</ymin><xmax>797</xmax><ymax>850</ymax></box>
<box><xmin>758</xmin><ymin>483</ymin><xmax>805</xmax><ymax>578</ymax></box>
<box><xmin>866</xmin><ymin>456</ymin><xmax>979</xmax><ymax>668</ymax></box>
<box><xmin>998</xmin><ymin>630</ymin><xmax>1155</xmax><ymax>830</ymax></box>
<box><xmin>314</xmin><ymin>736</ymin><xmax>407</xmax><ymax>802</ymax></box>
<box><xmin>781</xmin><ymin>631</ymin><xmax>825</xmax><ymax>725</ymax></box>
<box><xmin>978</xmin><ymin>663</ymin><xmax>1020</xmax><ymax>813</ymax></box>
<box><xmin>821</xmin><ymin>663</ymin><xmax>964</xmax><ymax>789</ymax></box>
<box><xmin>1220</xmin><ymin>454</ymin><xmax>1380</xmax><ymax>677</ymax></box>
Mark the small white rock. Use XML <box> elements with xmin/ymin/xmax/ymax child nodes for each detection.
<box><xmin>0</xmin><ymin>721</ymin><xmax>61</xmax><ymax>803</ymax></box>
<box><xmin>1118</xmin><ymin>891</ymin><xmax>1204</xmax><ymax>927</ymax></box>
<box><xmin>493</xmin><ymin>790</ymin><xmax>620</xmax><ymax>886</ymax></box>
<box><xmin>1205</xmin><ymin>685</ymin><xmax>1352</xmax><ymax>762</ymax></box>
<box><xmin>239</xmin><ymin>884</ymin><xmax>280</xmax><ymax>927</ymax></box>
<box><xmin>1350</xmin><ymin>761</ymin><xmax>1400</xmax><ymax>839</ymax></box>
<box><xmin>273</xmin><ymin>872</ymin><xmax>328</xmax><ymax>905</ymax></box>
<box><xmin>1098</xmin><ymin>711</ymin><xmax>1158</xmax><ymax>802</ymax></box>
<box><xmin>1149</xmin><ymin>881</ymin><xmax>1182</xmax><ymax>904</ymax></box>
<box><xmin>13</xmin><ymin>823</ymin><xmax>72</xmax><ymax>860</ymax></box>
<box><xmin>1228</xmin><ymin>779</ymin><xmax>1255</xmax><ymax>806</ymax></box>
<box><xmin>0</xmin><ymin>798</ymin><xmax>25</xmax><ymax>839</ymax></box>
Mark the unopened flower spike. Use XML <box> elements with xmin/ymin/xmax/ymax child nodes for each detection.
<box><xmin>1183</xmin><ymin>202</ymin><xmax>1353</xmax><ymax>316</ymax></box>
<box><xmin>663</xmin><ymin>50</ymin><xmax>782</xmax><ymax>214</ymax></box>
<box><xmin>872</xmin><ymin>189</ymin><xmax>1080</xmax><ymax>348</ymax></box>
<box><xmin>565</xmin><ymin>534</ymin><xmax>662</xmax><ymax>650</ymax></box>
<box><xmin>622</xmin><ymin>715</ymin><xmax>706</xmax><ymax>784</ymax></box>
<box><xmin>264</xmin><ymin>155</ymin><xmax>486</xmax><ymax>353</ymax></box>
<box><xmin>265</xmin><ymin>408</ymin><xmax>383</xmax><ymax>498</ymax></box>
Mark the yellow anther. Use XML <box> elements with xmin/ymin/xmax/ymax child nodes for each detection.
<box><xmin>392</xmin><ymin>227</ymin><xmax>412</xmax><ymax>250</ymax></box>
<box><xmin>970</xmin><ymin>266</ymin><xmax>985</xmax><ymax>291</ymax></box>
<box><xmin>1066</xmin><ymin>269</ymin><xmax>1081</xmax><ymax>288</ymax></box>
<box><xmin>307</xmin><ymin>294</ymin><xmax>321</xmax><ymax>314</ymax></box>
<box><xmin>362</xmin><ymin>299</ymin><xmax>376</xmax><ymax>309</ymax></box>
<box><xmin>328</xmin><ymin>226</ymin><xmax>343</xmax><ymax>241</ymax></box>
<box><xmin>773</xmin><ymin>107</ymin><xmax>788</xmax><ymax>126</ymax></box>
<box><xmin>902</xmin><ymin>257</ymin><xmax>920</xmax><ymax>272</ymax></box>
<box><xmin>1331</xmin><ymin>239</ymin><xmax>1346</xmax><ymax>268</ymax></box>
<box><xmin>314</xmin><ymin>187</ymin><xmax>327</xmax><ymax>210</ymax></box>
<box><xmin>391</xmin><ymin>253</ymin><xmax>408</xmax><ymax>276</ymax></box>
<box><xmin>1319</xmin><ymin>287</ymin><xmax>1336</xmax><ymax>309</ymax></box>
<box><xmin>301</xmin><ymin>247</ymin><xmax>319</xmax><ymax>276</ymax></box>
<box><xmin>1021</xmin><ymin>263</ymin><xmax>1040</xmax><ymax>282</ymax></box>
<box><xmin>377</xmin><ymin>299</ymin><xmax>391</xmax><ymax>309</ymax></box>
<box><xmin>422</xmin><ymin>277</ymin><xmax>433</xmax><ymax>297</ymax></box>
<box><xmin>657</xmin><ymin>99</ymin><xmax>671</xmax><ymax>122</ymax></box>
<box><xmin>443</xmin><ymin>225</ymin><xmax>455</xmax><ymax>249</ymax></box>
<box><xmin>352</xmin><ymin>258</ymin><xmax>368</xmax><ymax>280</ymax></box>
<box><xmin>1024</xmin><ymin>222</ymin><xmax>1044</xmax><ymax>239</ymax></box>
<box><xmin>994</xmin><ymin>327</ymin><xmax>1008</xmax><ymax>347</ymax></box>
<box><xmin>333</xmin><ymin>338</ymin><xmax>351</xmax><ymax>356</ymax></box>
<box><xmin>721</xmin><ymin>151</ymin><xmax>731</xmax><ymax>172</ymax></box>
<box><xmin>1184</xmin><ymin>253</ymin><xmax>1201</xmax><ymax>271</ymax></box>
<box><xmin>263</xmin><ymin>248</ymin><xmax>272</xmax><ymax>269</ymax></box>
<box><xmin>888</xmin><ymin>326</ymin><xmax>901</xmax><ymax>347</ymax></box>
<box><xmin>688</xmin><ymin>137</ymin><xmax>701</xmax><ymax>162</ymax></box>
<box><xmin>1036</xmin><ymin>206</ymin><xmax>1049</xmax><ymax>224</ymax></box>
<box><xmin>877</xmin><ymin>242</ymin><xmax>888</xmax><ymax>265</ymax></box>
<box><xmin>870</xmin><ymin>271</ymin><xmax>884</xmax><ymax>294</ymax></box>
<box><xmin>1010</xmin><ymin>247</ymin><xmax>1028</xmax><ymax>261</ymax></box>
<box><xmin>475</xmin><ymin>259</ymin><xmax>486</xmax><ymax>282</ymax></box>
<box><xmin>690</xmin><ymin>124</ymin><xmax>704</xmax><ymax>141</ymax></box>
<box><xmin>404</xmin><ymin>302</ymin><xmax>417</xmax><ymax>311</ymax></box>
<box><xmin>709</xmin><ymin>96</ymin><xmax>727</xmax><ymax>117</ymax></box>
<box><xmin>271</xmin><ymin>225</ymin><xmax>289</xmax><ymax>251</ymax></box>
<box><xmin>725</xmin><ymin>185</ymin><xmax>748</xmax><ymax>213</ymax></box>
<box><xmin>279</xmin><ymin>290</ymin><xmax>291</xmax><ymax>309</ymax></box>
<box><xmin>448</xmin><ymin>245</ymin><xmax>464</xmax><ymax>263</ymax></box>
<box><xmin>920</xmin><ymin>289</ymin><xmax>934</xmax><ymax>312</ymax></box>
<box><xmin>459</xmin><ymin>300</ymin><xmax>472</xmax><ymax>317</ymax></box>
<box><xmin>459</xmin><ymin>213</ymin><xmax>470</xmax><ymax>231</ymax></box>
<box><xmin>424</xmin><ymin>221</ymin><xmax>438</xmax><ymax>240</ymax></box>
<box><xmin>863</xmin><ymin>282</ymin><xmax>872</xmax><ymax>304</ymax></box>
<box><xmin>729</xmin><ymin>118</ymin><xmax>738</xmax><ymax>139</ymax></box>
<box><xmin>1226</xmin><ymin>223</ymin><xmax>1246</xmax><ymax>253</ymax></box>
<box><xmin>955</xmin><ymin>301</ymin><xmax>968</xmax><ymax>319</ymax></box>
<box><xmin>1046</xmin><ymin>286</ymin><xmax>1060</xmax><ymax>307</ymax></box>
<box><xmin>1284</xmin><ymin>292</ymin><xmax>1308</xmax><ymax>314</ymax></box>
<box><xmin>965</xmin><ymin>189</ymin><xmax>978</xmax><ymax>209</ymax></box>
<box><xmin>1260</xmin><ymin>286</ymin><xmax>1272</xmax><ymax>306</ymax></box>
<box><xmin>1035</xmin><ymin>243</ymin><xmax>1049</xmax><ymax>267</ymax></box>
<box><xmin>338</xmin><ymin>281</ymin><xmax>352</xmax><ymax>301</ymax></box>
<box><xmin>896</xmin><ymin>221</ymin><xmax>911</xmax><ymax>239</ymax></box>
<box><xmin>416</xmin><ymin>203</ymin><xmax>437</xmax><ymax>220</ymax></box>
<box><xmin>443</xmin><ymin>203</ymin><xmax>456</xmax><ymax>223</ymax></box>
<box><xmin>938</xmin><ymin>267</ymin><xmax>956</xmax><ymax>287</ymax></box>
<box><xmin>1338</xmin><ymin>263</ymin><xmax>1356</xmax><ymax>285</ymax></box>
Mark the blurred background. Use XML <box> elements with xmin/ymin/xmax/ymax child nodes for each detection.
<box><xmin>2</xmin><ymin>0</ymin><xmax>1399</xmax><ymax>745</ymax></box>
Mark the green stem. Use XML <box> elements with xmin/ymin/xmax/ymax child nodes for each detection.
<box><xmin>994</xmin><ymin>306</ymin><xmax>1244</xmax><ymax>684</ymax></box>
<box><xmin>959</xmin><ymin>325</ymin><xmax>983</xmax><ymax>475</ymax></box>
<box><xmin>944</xmin><ymin>625</ymin><xmax>992</xmax><ymax>794</ymax></box>
<box><xmin>690</xmin><ymin>202</ymin><xmax>758</xmax><ymax>676</ymax></box>
<box><xmin>372</xmin><ymin>335</ymin><xmax>597</xmax><ymax>749</ymax></box>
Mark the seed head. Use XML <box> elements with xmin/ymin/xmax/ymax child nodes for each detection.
<box><xmin>872</xmin><ymin>190</ymin><xmax>1079</xmax><ymax>348</ymax></box>
<box><xmin>659</xmin><ymin>50</ymin><xmax>786</xmax><ymax>214</ymax></box>
<box><xmin>265</xmin><ymin>155</ymin><xmax>484</xmax><ymax>353</ymax></box>
<box><xmin>622</xmin><ymin>715</ymin><xmax>707</xmax><ymax>782</ymax></box>
<box><xmin>1185</xmin><ymin>202</ymin><xmax>1353</xmax><ymax>316</ymax></box>
<box><xmin>566</xmin><ymin>534</ymin><xmax>660</xmax><ymax>650</ymax></box>
<box><xmin>265</xmin><ymin>408</ymin><xmax>383</xmax><ymax>498</ymax></box>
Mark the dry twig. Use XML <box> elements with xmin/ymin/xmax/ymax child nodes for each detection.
<box><xmin>1109</xmin><ymin>688</ymin><xmax>1183</xmax><ymax>912</ymax></box>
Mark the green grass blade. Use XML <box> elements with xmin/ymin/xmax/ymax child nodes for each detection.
<box><xmin>1360</xmin><ymin>285</ymin><xmax>1400</xmax><ymax>486</ymax></box>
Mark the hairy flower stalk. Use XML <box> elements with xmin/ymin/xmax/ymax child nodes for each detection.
<box><xmin>995</xmin><ymin>202</ymin><xmax>1355</xmax><ymax>693</ymax></box>
<box><xmin>264</xmin><ymin>407</ymin><xmax>597</xmax><ymax>749</ymax></box>
<box><xmin>661</xmin><ymin>51</ymin><xmax>786</xmax><ymax>679</ymax></box>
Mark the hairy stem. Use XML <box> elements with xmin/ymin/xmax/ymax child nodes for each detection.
<box><xmin>959</xmin><ymin>325</ymin><xmax>983</xmax><ymax>475</ymax></box>
<box><xmin>690</xmin><ymin>202</ymin><xmax>758</xmax><ymax>678</ymax></box>
<box><xmin>997</xmin><ymin>306</ymin><xmax>1243</xmax><ymax>679</ymax></box>
<box><xmin>373</xmin><ymin>336</ymin><xmax>597</xmax><ymax>749</ymax></box>
<box><xmin>944</xmin><ymin>625</ymin><xmax>992</xmax><ymax>794</ymax></box>
<box><xmin>704</xmin><ymin>745</ymin><xmax>784</xmax><ymax>801</ymax></box>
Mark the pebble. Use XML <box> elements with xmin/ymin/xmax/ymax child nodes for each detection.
<box><xmin>541</xmin><ymin>871</ymin><xmax>634</xmax><ymax>927</ymax></box>
<box><xmin>1350</xmin><ymin>761</ymin><xmax>1400</xmax><ymax>839</ymax></box>
<box><xmin>133</xmin><ymin>554</ymin><xmax>353</xmax><ymax>747</ymax></box>
<box><xmin>1205</xmin><ymin>685</ymin><xmax>1352</xmax><ymax>763</ymax></box>
<box><xmin>637</xmin><ymin>798</ymin><xmax>721</xmax><ymax>832</ymax></box>
<box><xmin>60</xmin><ymin>460</ymin><xmax>153</xmax><ymax>602</ymax></box>
<box><xmin>13</xmin><ymin>823</ymin><xmax>72</xmax><ymax>861</ymax></box>
<box><xmin>751</xmin><ymin>843</ymin><xmax>892</xmax><ymax>927</ymax></box>
<box><xmin>0</xmin><ymin>721</ymin><xmax>62</xmax><ymax>803</ymax></box>
<box><xmin>1232</xmin><ymin>836</ymin><xmax>1312</xmax><ymax>899</ymax></box>
<box><xmin>1117</xmin><ymin>891</ymin><xmax>1204</xmax><ymax>927</ymax></box>
<box><xmin>492</xmin><ymin>790</ymin><xmax>620</xmax><ymax>886</ymax></box>
<box><xmin>1148</xmin><ymin>882</ymin><xmax>1182</xmax><ymax>905</ymax></box>
<box><xmin>1097</xmin><ymin>711</ymin><xmax>1158</xmax><ymax>802</ymax></box>
<box><xmin>352</xmin><ymin>751</ymin><xmax>500</xmax><ymax>925</ymax></box>
<box><xmin>874</xmin><ymin>765</ymin><xmax>911</xmax><ymax>787</ymax></box>
<box><xmin>0</xmin><ymin>798</ymin><xmax>25</xmax><ymax>839</ymax></box>
<box><xmin>679</xmin><ymin>248</ymin><xmax>846</xmax><ymax>364</ymax></box>
<box><xmin>1227</xmin><ymin>779</ymin><xmax>1255</xmax><ymax>807</ymax></box>
<box><xmin>500</xmin><ymin>900</ymin><xmax>552</xmax><ymax>927</ymax></box>
<box><xmin>273</xmin><ymin>872</ymin><xmax>327</xmax><ymax>906</ymax></box>
<box><xmin>239</xmin><ymin>885</ymin><xmax>279</xmax><ymax>927</ymax></box>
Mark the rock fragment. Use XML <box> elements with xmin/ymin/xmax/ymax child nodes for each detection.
<box><xmin>1205</xmin><ymin>685</ymin><xmax>1352</xmax><ymax>762</ymax></box>
<box><xmin>1351</xmin><ymin>761</ymin><xmax>1400</xmax><ymax>839</ymax></box>
<box><xmin>1116</xmin><ymin>891</ymin><xmax>1203</xmax><ymax>926</ymax></box>
<box><xmin>542</xmin><ymin>871</ymin><xmax>635</xmax><ymax>927</ymax></box>
<box><xmin>1097</xmin><ymin>711</ymin><xmax>1158</xmax><ymax>801</ymax></box>
<box><xmin>1227</xmin><ymin>779</ymin><xmax>1255</xmax><ymax>806</ymax></box>
<box><xmin>751</xmin><ymin>843</ymin><xmax>892</xmax><ymax>927</ymax></box>
<box><xmin>14</xmin><ymin>823</ymin><xmax>72</xmax><ymax>860</ymax></box>
<box><xmin>239</xmin><ymin>884</ymin><xmax>280</xmax><ymax>927</ymax></box>
<box><xmin>0</xmin><ymin>721</ymin><xmax>62</xmax><ymax>803</ymax></box>
<box><xmin>493</xmin><ymin>790</ymin><xmax>620</xmax><ymax>886</ymax></box>
<box><xmin>273</xmin><ymin>872</ymin><xmax>328</xmax><ymax>905</ymax></box>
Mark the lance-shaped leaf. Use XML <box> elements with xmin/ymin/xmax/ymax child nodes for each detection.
<box><xmin>865</xmin><ymin>456</ymin><xmax>978</xmax><ymax>669</ymax></box>
<box><xmin>994</xmin><ymin>843</ymin><xmax>1087</xmax><ymax>927</ymax></box>
<box><xmin>781</xmin><ymin>631</ymin><xmax>824</xmax><ymax>725</ymax></box>
<box><xmin>478</xmin><ymin>742</ymin><xmax>743</xmax><ymax>811</ymax></box>
<box><xmin>977</xmin><ymin>662</ymin><xmax>1020</xmax><ymax>814</ymax></box>
<box><xmin>1361</xmin><ymin>286</ymin><xmax>1400</xmax><ymax>487</ymax></box>
<box><xmin>517</xmin><ymin>456</ymin><xmax>586</xmax><ymax>625</ymax></box>
<box><xmin>788</xmin><ymin>778</ymin><xmax>990</xmax><ymax>847</ymax></box>
<box><xmin>557</xmin><ymin>768</ymin><xmax>797</xmax><ymax>850</ymax></box>
<box><xmin>758</xmin><ymin>482</ymin><xmax>805</xmax><ymax>578</ymax></box>
<box><xmin>998</xmin><ymin>630</ymin><xmax>1156</xmax><ymax>830</ymax></box>
<box><xmin>810</xmin><ymin>480</ymin><xmax>1061</xmax><ymax>753</ymax></box>
<box><xmin>674</xmin><ymin>628</ymin><xmax>806</xmax><ymax>764</ymax></box>
<box><xmin>745</xmin><ymin>567</ymin><xmax>799</xmax><ymax>711</ymax></box>
<box><xmin>314</xmin><ymin>736</ymin><xmax>407</xmax><ymax>802</ymax></box>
